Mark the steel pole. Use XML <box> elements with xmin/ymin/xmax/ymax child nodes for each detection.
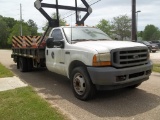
<box><xmin>131</xmin><ymin>0</ymin><xmax>137</xmax><ymax>41</ymax></box>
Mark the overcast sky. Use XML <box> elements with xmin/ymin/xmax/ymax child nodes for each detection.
<box><xmin>0</xmin><ymin>0</ymin><xmax>160</xmax><ymax>33</ymax></box>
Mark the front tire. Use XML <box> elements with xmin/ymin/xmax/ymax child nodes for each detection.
<box><xmin>71</xmin><ymin>67</ymin><xmax>96</xmax><ymax>101</ymax></box>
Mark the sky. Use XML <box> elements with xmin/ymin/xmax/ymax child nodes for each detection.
<box><xmin>0</xmin><ymin>0</ymin><xmax>160</xmax><ymax>33</ymax></box>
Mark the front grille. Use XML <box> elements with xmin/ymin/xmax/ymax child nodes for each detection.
<box><xmin>111</xmin><ymin>47</ymin><xmax>149</xmax><ymax>68</ymax></box>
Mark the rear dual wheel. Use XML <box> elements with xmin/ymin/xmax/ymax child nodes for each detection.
<box><xmin>18</xmin><ymin>57</ymin><xmax>33</xmax><ymax>72</ymax></box>
<box><xmin>19</xmin><ymin>57</ymin><xmax>28</xmax><ymax>72</ymax></box>
<box><xmin>27</xmin><ymin>58</ymin><xmax>33</xmax><ymax>71</ymax></box>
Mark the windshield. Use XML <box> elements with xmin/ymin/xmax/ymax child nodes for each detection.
<box><xmin>63</xmin><ymin>27</ymin><xmax>112</xmax><ymax>43</ymax></box>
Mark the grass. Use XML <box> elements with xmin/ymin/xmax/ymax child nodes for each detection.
<box><xmin>0</xmin><ymin>87</ymin><xmax>66</xmax><ymax>120</ymax></box>
<box><xmin>153</xmin><ymin>64</ymin><xmax>160</xmax><ymax>73</ymax></box>
<box><xmin>0</xmin><ymin>63</ymin><xmax>14</xmax><ymax>78</ymax></box>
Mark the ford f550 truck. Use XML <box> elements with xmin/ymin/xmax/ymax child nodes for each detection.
<box><xmin>11</xmin><ymin>26</ymin><xmax>152</xmax><ymax>100</ymax></box>
<box><xmin>11</xmin><ymin>0</ymin><xmax>152</xmax><ymax>100</ymax></box>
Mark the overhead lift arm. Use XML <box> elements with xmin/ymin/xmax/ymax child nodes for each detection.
<box><xmin>34</xmin><ymin>0</ymin><xmax>92</xmax><ymax>47</ymax></box>
<box><xmin>34</xmin><ymin>0</ymin><xmax>92</xmax><ymax>27</ymax></box>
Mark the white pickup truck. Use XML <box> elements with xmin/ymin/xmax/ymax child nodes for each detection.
<box><xmin>12</xmin><ymin>26</ymin><xmax>152</xmax><ymax>100</ymax></box>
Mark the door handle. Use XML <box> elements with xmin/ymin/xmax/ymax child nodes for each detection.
<box><xmin>51</xmin><ymin>52</ymin><xmax>54</xmax><ymax>59</ymax></box>
<box><xmin>46</xmin><ymin>50</ymin><xmax>48</xmax><ymax>55</ymax></box>
<box><xmin>65</xmin><ymin>51</ymin><xmax>70</xmax><ymax>54</ymax></box>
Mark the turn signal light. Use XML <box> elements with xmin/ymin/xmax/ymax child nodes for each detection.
<box><xmin>92</xmin><ymin>55</ymin><xmax>111</xmax><ymax>66</ymax></box>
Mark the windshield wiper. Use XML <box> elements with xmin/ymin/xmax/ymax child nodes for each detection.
<box><xmin>72</xmin><ymin>39</ymin><xmax>98</xmax><ymax>42</ymax></box>
<box><xmin>72</xmin><ymin>39</ymin><xmax>90</xmax><ymax>41</ymax></box>
<box><xmin>97</xmin><ymin>39</ymin><xmax>111</xmax><ymax>41</ymax></box>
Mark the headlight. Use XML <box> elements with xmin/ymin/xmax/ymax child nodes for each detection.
<box><xmin>92</xmin><ymin>53</ymin><xmax>111</xmax><ymax>66</ymax></box>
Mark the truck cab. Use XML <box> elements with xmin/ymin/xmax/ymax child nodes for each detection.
<box><xmin>46</xmin><ymin>26</ymin><xmax>112</xmax><ymax>76</ymax></box>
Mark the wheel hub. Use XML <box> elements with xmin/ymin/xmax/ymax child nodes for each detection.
<box><xmin>73</xmin><ymin>73</ymin><xmax>86</xmax><ymax>95</ymax></box>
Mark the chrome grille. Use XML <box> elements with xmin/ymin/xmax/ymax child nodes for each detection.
<box><xmin>111</xmin><ymin>47</ymin><xmax>149</xmax><ymax>68</ymax></box>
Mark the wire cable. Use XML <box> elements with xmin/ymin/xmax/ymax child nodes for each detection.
<box><xmin>61</xmin><ymin>0</ymin><xmax>94</xmax><ymax>18</ymax></box>
<box><xmin>62</xmin><ymin>0</ymin><xmax>102</xmax><ymax>19</ymax></box>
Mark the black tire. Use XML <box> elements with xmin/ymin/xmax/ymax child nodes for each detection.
<box><xmin>128</xmin><ymin>82</ymin><xmax>142</xmax><ymax>88</ymax></box>
<box><xmin>27</xmin><ymin>58</ymin><xmax>33</xmax><ymax>72</ymax></box>
<box><xmin>17</xmin><ymin>57</ymin><xmax>20</xmax><ymax>69</ymax></box>
<box><xmin>19</xmin><ymin>57</ymin><xmax>28</xmax><ymax>72</ymax></box>
<box><xmin>71</xmin><ymin>67</ymin><xmax>96</xmax><ymax>101</ymax></box>
<box><xmin>152</xmin><ymin>51</ymin><xmax>156</xmax><ymax>53</ymax></box>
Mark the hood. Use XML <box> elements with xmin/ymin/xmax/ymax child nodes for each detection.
<box><xmin>74</xmin><ymin>40</ymin><xmax>146</xmax><ymax>53</ymax></box>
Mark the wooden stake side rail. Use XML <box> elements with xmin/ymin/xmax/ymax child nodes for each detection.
<box><xmin>11</xmin><ymin>48</ymin><xmax>45</xmax><ymax>61</ymax></box>
<box><xmin>12</xmin><ymin>36</ymin><xmax>43</xmax><ymax>48</ymax></box>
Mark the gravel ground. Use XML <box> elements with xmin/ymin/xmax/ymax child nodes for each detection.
<box><xmin>150</xmin><ymin>50</ymin><xmax>160</xmax><ymax>63</ymax></box>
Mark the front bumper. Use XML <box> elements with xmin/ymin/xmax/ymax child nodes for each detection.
<box><xmin>87</xmin><ymin>62</ymin><xmax>153</xmax><ymax>89</ymax></box>
<box><xmin>151</xmin><ymin>47</ymin><xmax>158</xmax><ymax>51</ymax></box>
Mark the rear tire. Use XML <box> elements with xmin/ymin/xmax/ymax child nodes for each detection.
<box><xmin>17</xmin><ymin>57</ymin><xmax>19</xmax><ymax>69</ymax></box>
<box><xmin>19</xmin><ymin>57</ymin><xmax>28</xmax><ymax>72</ymax></box>
<box><xmin>71</xmin><ymin>67</ymin><xmax>96</xmax><ymax>101</ymax></box>
<box><xmin>27</xmin><ymin>58</ymin><xmax>33</xmax><ymax>72</ymax></box>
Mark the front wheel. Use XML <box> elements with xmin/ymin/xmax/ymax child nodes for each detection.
<box><xmin>71</xmin><ymin>67</ymin><xmax>96</xmax><ymax>101</ymax></box>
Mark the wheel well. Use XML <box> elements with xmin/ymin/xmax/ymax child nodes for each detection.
<box><xmin>69</xmin><ymin>61</ymin><xmax>86</xmax><ymax>78</ymax></box>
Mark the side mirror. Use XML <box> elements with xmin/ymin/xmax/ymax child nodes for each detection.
<box><xmin>46</xmin><ymin>38</ymin><xmax>64</xmax><ymax>48</ymax></box>
<box><xmin>53</xmin><ymin>40</ymin><xmax>65</xmax><ymax>48</ymax></box>
<box><xmin>46</xmin><ymin>38</ymin><xmax>54</xmax><ymax>48</ymax></box>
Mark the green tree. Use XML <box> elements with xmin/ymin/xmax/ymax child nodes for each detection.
<box><xmin>96</xmin><ymin>19</ymin><xmax>112</xmax><ymax>36</ymax></box>
<box><xmin>0</xmin><ymin>15</ymin><xmax>39</xmax><ymax>48</ymax></box>
<box><xmin>137</xmin><ymin>31</ymin><xmax>143</xmax><ymax>38</ymax></box>
<box><xmin>0</xmin><ymin>19</ymin><xmax>9</xmax><ymax>48</ymax></box>
<box><xmin>137</xmin><ymin>31</ymin><xmax>143</xmax><ymax>40</ymax></box>
<box><xmin>8</xmin><ymin>22</ymin><xmax>31</xmax><ymax>44</ymax></box>
<box><xmin>27</xmin><ymin>19</ymin><xmax>38</xmax><ymax>35</ymax></box>
<box><xmin>112</xmin><ymin>15</ymin><xmax>131</xmax><ymax>40</ymax></box>
<box><xmin>3</xmin><ymin>17</ymin><xmax>17</xmax><ymax>30</ymax></box>
<box><xmin>143</xmin><ymin>24</ymin><xmax>160</xmax><ymax>40</ymax></box>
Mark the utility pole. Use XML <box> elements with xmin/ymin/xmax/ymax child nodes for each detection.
<box><xmin>131</xmin><ymin>0</ymin><xmax>137</xmax><ymax>41</ymax></box>
<box><xmin>20</xmin><ymin>3</ymin><xmax>23</xmax><ymax>36</ymax></box>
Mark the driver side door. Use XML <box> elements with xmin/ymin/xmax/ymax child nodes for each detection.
<box><xmin>46</xmin><ymin>29</ymin><xmax>66</xmax><ymax>75</ymax></box>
